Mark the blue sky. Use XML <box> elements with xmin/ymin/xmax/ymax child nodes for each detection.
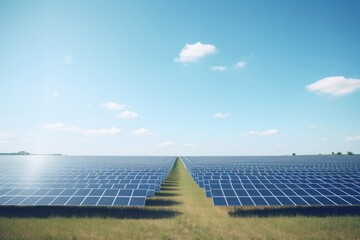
<box><xmin>0</xmin><ymin>0</ymin><xmax>360</xmax><ymax>155</ymax></box>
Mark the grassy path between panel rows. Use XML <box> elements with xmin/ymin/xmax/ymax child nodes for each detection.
<box><xmin>0</xmin><ymin>157</ymin><xmax>359</xmax><ymax>239</ymax></box>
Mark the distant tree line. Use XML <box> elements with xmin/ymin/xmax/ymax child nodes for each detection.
<box><xmin>291</xmin><ymin>152</ymin><xmax>355</xmax><ymax>156</ymax></box>
<box><xmin>331</xmin><ymin>151</ymin><xmax>354</xmax><ymax>155</ymax></box>
<box><xmin>0</xmin><ymin>151</ymin><xmax>30</xmax><ymax>155</ymax></box>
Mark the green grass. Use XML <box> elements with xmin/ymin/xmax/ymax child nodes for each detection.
<box><xmin>0</xmin><ymin>157</ymin><xmax>359</xmax><ymax>240</ymax></box>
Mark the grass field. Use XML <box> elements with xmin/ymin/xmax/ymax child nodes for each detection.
<box><xmin>0</xmin><ymin>157</ymin><xmax>359</xmax><ymax>240</ymax></box>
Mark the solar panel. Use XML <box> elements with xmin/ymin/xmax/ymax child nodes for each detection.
<box><xmin>0</xmin><ymin>156</ymin><xmax>176</xmax><ymax>207</ymax></box>
<box><xmin>181</xmin><ymin>156</ymin><xmax>360</xmax><ymax>207</ymax></box>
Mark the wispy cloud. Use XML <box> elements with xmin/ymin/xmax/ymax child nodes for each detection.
<box><xmin>83</xmin><ymin>127</ymin><xmax>122</xmax><ymax>136</ymax></box>
<box><xmin>211</xmin><ymin>66</ymin><xmax>227</xmax><ymax>72</ymax></box>
<box><xmin>214</xmin><ymin>112</ymin><xmax>229</xmax><ymax>118</ymax></box>
<box><xmin>102</xmin><ymin>102</ymin><xmax>126</xmax><ymax>111</ymax></box>
<box><xmin>345</xmin><ymin>135</ymin><xmax>360</xmax><ymax>141</ymax></box>
<box><xmin>0</xmin><ymin>130</ymin><xmax>16</xmax><ymax>139</ymax></box>
<box><xmin>306</xmin><ymin>76</ymin><xmax>360</xmax><ymax>96</ymax></box>
<box><xmin>244</xmin><ymin>129</ymin><xmax>279</xmax><ymax>136</ymax></box>
<box><xmin>309</xmin><ymin>123</ymin><xmax>326</xmax><ymax>129</ymax></box>
<box><xmin>117</xmin><ymin>110</ymin><xmax>139</xmax><ymax>119</ymax></box>
<box><xmin>63</xmin><ymin>55</ymin><xmax>73</xmax><ymax>64</ymax></box>
<box><xmin>44</xmin><ymin>123</ymin><xmax>80</xmax><ymax>133</ymax></box>
<box><xmin>175</xmin><ymin>42</ymin><xmax>217</xmax><ymax>63</ymax></box>
<box><xmin>233</xmin><ymin>60</ymin><xmax>246</xmax><ymax>69</ymax></box>
<box><xmin>309</xmin><ymin>125</ymin><xmax>317</xmax><ymax>129</ymax></box>
<box><xmin>212</xmin><ymin>57</ymin><xmax>250</xmax><ymax>72</ymax></box>
<box><xmin>158</xmin><ymin>141</ymin><xmax>175</xmax><ymax>147</ymax></box>
<box><xmin>53</xmin><ymin>92</ymin><xmax>60</xmax><ymax>97</ymax></box>
<box><xmin>43</xmin><ymin>123</ymin><xmax>122</xmax><ymax>136</ymax></box>
<box><xmin>132</xmin><ymin>128</ymin><xmax>157</xmax><ymax>137</ymax></box>
<box><xmin>184</xmin><ymin>143</ymin><xmax>196</xmax><ymax>147</ymax></box>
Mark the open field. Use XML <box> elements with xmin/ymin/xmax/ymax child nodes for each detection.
<box><xmin>0</xmin><ymin>158</ymin><xmax>359</xmax><ymax>240</ymax></box>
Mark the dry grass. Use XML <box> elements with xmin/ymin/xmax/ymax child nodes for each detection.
<box><xmin>0</xmin><ymin>158</ymin><xmax>359</xmax><ymax>240</ymax></box>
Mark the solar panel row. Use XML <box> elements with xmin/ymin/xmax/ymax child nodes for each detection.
<box><xmin>0</xmin><ymin>191</ymin><xmax>147</xmax><ymax>207</ymax></box>
<box><xmin>0</xmin><ymin>156</ymin><xmax>176</xmax><ymax>207</ymax></box>
<box><xmin>181</xmin><ymin>156</ymin><xmax>360</xmax><ymax>207</ymax></box>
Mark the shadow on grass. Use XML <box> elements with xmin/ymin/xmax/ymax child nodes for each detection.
<box><xmin>166</xmin><ymin>179</ymin><xmax>180</xmax><ymax>182</ymax></box>
<box><xmin>160</xmin><ymin>187</ymin><xmax>179</xmax><ymax>191</ymax></box>
<box><xmin>155</xmin><ymin>192</ymin><xmax>180</xmax><ymax>197</ymax></box>
<box><xmin>145</xmin><ymin>199</ymin><xmax>181</xmax><ymax>206</ymax></box>
<box><xmin>0</xmin><ymin>206</ymin><xmax>181</xmax><ymax>219</ymax></box>
<box><xmin>229</xmin><ymin>206</ymin><xmax>360</xmax><ymax>218</ymax></box>
<box><xmin>161</xmin><ymin>182</ymin><xmax>179</xmax><ymax>187</ymax></box>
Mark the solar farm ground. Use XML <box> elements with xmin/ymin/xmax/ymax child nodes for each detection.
<box><xmin>0</xmin><ymin>157</ymin><xmax>359</xmax><ymax>240</ymax></box>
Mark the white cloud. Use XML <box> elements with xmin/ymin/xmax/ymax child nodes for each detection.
<box><xmin>132</xmin><ymin>128</ymin><xmax>157</xmax><ymax>137</ymax></box>
<box><xmin>43</xmin><ymin>123</ymin><xmax>81</xmax><ymax>133</ymax></box>
<box><xmin>0</xmin><ymin>130</ymin><xmax>16</xmax><ymax>139</ymax></box>
<box><xmin>214</xmin><ymin>112</ymin><xmax>229</xmax><ymax>118</ymax></box>
<box><xmin>306</xmin><ymin>76</ymin><xmax>360</xmax><ymax>96</ymax></box>
<box><xmin>102</xmin><ymin>102</ymin><xmax>126</xmax><ymax>111</ymax></box>
<box><xmin>233</xmin><ymin>60</ymin><xmax>246</xmax><ymax>69</ymax></box>
<box><xmin>175</xmin><ymin>42</ymin><xmax>217</xmax><ymax>63</ymax></box>
<box><xmin>345</xmin><ymin>136</ymin><xmax>360</xmax><ymax>141</ymax></box>
<box><xmin>158</xmin><ymin>141</ymin><xmax>175</xmax><ymax>147</ymax></box>
<box><xmin>184</xmin><ymin>143</ymin><xmax>195</xmax><ymax>147</ymax></box>
<box><xmin>83</xmin><ymin>127</ymin><xmax>122</xmax><ymax>136</ymax></box>
<box><xmin>53</xmin><ymin>92</ymin><xmax>60</xmax><ymax>97</ymax></box>
<box><xmin>117</xmin><ymin>110</ymin><xmax>139</xmax><ymax>119</ymax></box>
<box><xmin>26</xmin><ymin>131</ymin><xmax>36</xmax><ymax>136</ymax></box>
<box><xmin>211</xmin><ymin>66</ymin><xmax>227</xmax><ymax>71</ymax></box>
<box><xmin>63</xmin><ymin>55</ymin><xmax>73</xmax><ymax>64</ymax></box>
<box><xmin>244</xmin><ymin>129</ymin><xmax>279</xmax><ymax>136</ymax></box>
<box><xmin>43</xmin><ymin>123</ymin><xmax>122</xmax><ymax>136</ymax></box>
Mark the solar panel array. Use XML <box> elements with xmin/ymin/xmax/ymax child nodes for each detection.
<box><xmin>181</xmin><ymin>156</ymin><xmax>360</xmax><ymax>207</ymax></box>
<box><xmin>0</xmin><ymin>156</ymin><xmax>176</xmax><ymax>207</ymax></box>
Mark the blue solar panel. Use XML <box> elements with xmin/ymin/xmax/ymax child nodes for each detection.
<box><xmin>113</xmin><ymin>197</ymin><xmax>130</xmax><ymax>206</ymax></box>
<box><xmin>0</xmin><ymin>156</ymin><xmax>176</xmax><ymax>207</ymax></box>
<box><xmin>68</xmin><ymin>197</ymin><xmax>84</xmax><ymax>205</ymax></box>
<box><xmin>81</xmin><ymin>197</ymin><xmax>98</xmax><ymax>206</ymax></box>
<box><xmin>252</xmin><ymin>197</ymin><xmax>267</xmax><ymax>206</ymax></box>
<box><xmin>87</xmin><ymin>189</ymin><xmax>103</xmax><ymax>196</ymax></box>
<box><xmin>226</xmin><ymin>197</ymin><xmax>240</xmax><ymax>206</ymax></box>
<box><xmin>129</xmin><ymin>197</ymin><xmax>146</xmax><ymax>206</ymax></box>
<box><xmin>97</xmin><ymin>197</ymin><xmax>115</xmax><ymax>206</ymax></box>
<box><xmin>103</xmin><ymin>189</ymin><xmax>118</xmax><ymax>196</ymax></box>
<box><xmin>239</xmin><ymin>197</ymin><xmax>254</xmax><ymax>206</ymax></box>
<box><xmin>118</xmin><ymin>189</ymin><xmax>132</xmax><ymax>196</ymax></box>
<box><xmin>277</xmin><ymin>196</ymin><xmax>294</xmax><ymax>206</ymax></box>
<box><xmin>213</xmin><ymin>197</ymin><xmax>227</xmax><ymax>206</ymax></box>
<box><xmin>5</xmin><ymin>196</ymin><xmax>27</xmax><ymax>205</ymax></box>
<box><xmin>50</xmin><ymin>196</ymin><xmax>70</xmax><ymax>205</ymax></box>
<box><xmin>133</xmin><ymin>190</ymin><xmax>147</xmax><ymax>197</ymax></box>
<box><xmin>36</xmin><ymin>197</ymin><xmax>55</xmax><ymax>205</ymax></box>
<box><xmin>182</xmin><ymin>156</ymin><xmax>360</xmax><ymax>207</ymax></box>
<box><xmin>0</xmin><ymin>196</ymin><xmax>12</xmax><ymax>204</ymax></box>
